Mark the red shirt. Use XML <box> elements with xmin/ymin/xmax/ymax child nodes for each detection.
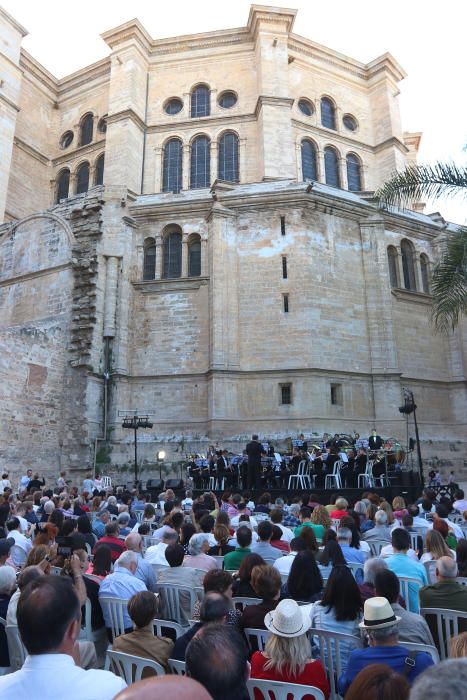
<box><xmin>271</xmin><ymin>540</ymin><xmax>290</xmax><ymax>553</ymax></box>
<box><xmin>251</xmin><ymin>651</ymin><xmax>330</xmax><ymax>700</ymax></box>
<box><xmin>93</xmin><ymin>535</ymin><xmax>126</xmax><ymax>562</ymax></box>
<box><xmin>330</xmin><ymin>509</ymin><xmax>347</xmax><ymax>520</ymax></box>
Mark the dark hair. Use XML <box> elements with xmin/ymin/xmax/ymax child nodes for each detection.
<box><xmin>258</xmin><ymin>493</ymin><xmax>271</xmax><ymax>506</ymax></box>
<box><xmin>271</xmin><ymin>525</ymin><xmax>284</xmax><ymax>542</ymax></box>
<box><xmin>138</xmin><ymin>523</ymin><xmax>150</xmax><ymax>535</ymax></box>
<box><xmin>287</xmin><ymin>550</ymin><xmax>323</xmax><ymax>601</ymax></box>
<box><xmin>180</xmin><ymin>522</ymin><xmax>196</xmax><ymax>544</ymax></box>
<box><xmin>257</xmin><ymin>521</ymin><xmax>273</xmax><ymax>541</ymax></box>
<box><xmin>421</xmin><ymin>498</ymin><xmax>433</xmax><ymax>513</ymax></box>
<box><xmin>165</xmin><ymin>543</ymin><xmax>185</xmax><ymax>567</ymax></box>
<box><xmin>319</xmin><ymin>539</ymin><xmax>346</xmax><ymax>567</ymax></box>
<box><xmin>49</xmin><ymin>509</ymin><xmax>64</xmax><ymax>531</ymax></box>
<box><xmin>6</xmin><ymin>517</ymin><xmax>20</xmax><ymax>532</ymax></box>
<box><xmin>199</xmin><ymin>514</ymin><xmax>215</xmax><ymax>533</ymax></box>
<box><xmin>401</xmin><ymin>514</ymin><xmax>413</xmax><ymax>528</ymax></box>
<box><xmin>374</xmin><ymin>569</ymin><xmax>400</xmax><ymax>604</ymax></box>
<box><xmin>391</xmin><ymin>528</ymin><xmax>410</xmax><ymax>551</ymax></box>
<box><xmin>454</xmin><ymin>489</ymin><xmax>464</xmax><ymax>501</ymax></box>
<box><xmin>436</xmin><ymin>504</ymin><xmax>449</xmax><ymax>519</ymax></box>
<box><xmin>456</xmin><ymin>540</ymin><xmax>467</xmax><ymax>577</ymax></box>
<box><xmin>238</xmin><ymin>553</ymin><xmax>266</xmax><ymax>584</ymax></box>
<box><xmin>163</xmin><ymin>501</ymin><xmax>174</xmax><ymax>515</ymax></box>
<box><xmin>199</xmin><ymin>592</ymin><xmax>231</xmax><ymax>623</ymax></box>
<box><xmin>170</xmin><ymin>512</ymin><xmax>184</xmax><ymax>530</ymax></box>
<box><xmin>299</xmin><ymin>526</ymin><xmax>319</xmax><ymax>553</ymax></box>
<box><xmin>92</xmin><ymin>544</ymin><xmax>112</xmax><ymax>576</ymax></box>
<box><xmin>319</xmin><ymin>566</ymin><xmax>362</xmax><ymax>621</ymax></box>
<box><xmin>186</xmin><ymin>623</ymin><xmax>248</xmax><ymax>700</ymax></box>
<box><xmin>300</xmin><ymin>506</ymin><xmax>312</xmax><ymax>519</ymax></box>
<box><xmin>18</xmin><ymin>576</ymin><xmax>81</xmax><ymax>654</ymax></box>
<box><xmin>251</xmin><ymin>564</ymin><xmax>281</xmax><ymax>600</ymax></box>
<box><xmin>128</xmin><ymin>590</ymin><xmax>158</xmax><ymax>628</ymax></box>
<box><xmin>433</xmin><ymin>518</ymin><xmax>449</xmax><ymax>539</ymax></box>
<box><xmin>290</xmin><ymin>537</ymin><xmax>307</xmax><ymax>553</ymax></box>
<box><xmin>18</xmin><ymin>566</ymin><xmax>44</xmax><ymax>590</ymax></box>
<box><xmin>270</xmin><ymin>509</ymin><xmax>283</xmax><ymax>524</ymax></box>
<box><xmin>345</xmin><ymin>664</ymin><xmax>409</xmax><ymax>700</ymax></box>
<box><xmin>236</xmin><ymin>526</ymin><xmax>252</xmax><ymax>549</ymax></box>
<box><xmin>105</xmin><ymin>521</ymin><xmax>119</xmax><ymax>536</ymax></box>
<box><xmin>77</xmin><ymin>515</ymin><xmax>91</xmax><ymax>534</ymax></box>
<box><xmin>322</xmin><ymin>528</ymin><xmax>337</xmax><ymax>547</ymax></box>
<box><xmin>203</xmin><ymin>569</ymin><xmax>233</xmax><ymax>594</ymax></box>
<box><xmin>340</xmin><ymin>515</ymin><xmax>361</xmax><ymax>549</ymax></box>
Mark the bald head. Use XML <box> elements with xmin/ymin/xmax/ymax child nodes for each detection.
<box><xmin>125</xmin><ymin>532</ymin><xmax>142</xmax><ymax>552</ymax></box>
<box><xmin>437</xmin><ymin>556</ymin><xmax>458</xmax><ymax>580</ymax></box>
<box><xmin>113</xmin><ymin>675</ymin><xmax>212</xmax><ymax>700</ymax></box>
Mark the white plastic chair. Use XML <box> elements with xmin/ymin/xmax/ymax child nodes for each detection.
<box><xmin>168</xmin><ymin>658</ymin><xmax>186</xmax><ymax>675</ymax></box>
<box><xmin>134</xmin><ymin>511</ymin><xmax>144</xmax><ymax>524</ymax></box>
<box><xmin>106</xmin><ymin>649</ymin><xmax>165</xmax><ymax>682</ymax></box>
<box><xmin>398</xmin><ymin>576</ymin><xmax>423</xmax><ymax>613</ymax></box>
<box><xmin>289</xmin><ymin>460</ymin><xmax>313</xmax><ymax>490</ymax></box>
<box><xmin>155</xmin><ymin>584</ymin><xmax>196</xmax><ymax>626</ymax></box>
<box><xmin>409</xmin><ymin>532</ymin><xmax>422</xmax><ymax>552</ymax></box>
<box><xmin>247</xmin><ymin>678</ymin><xmax>325</xmax><ymax>700</ymax></box>
<box><xmin>402</xmin><ymin>641</ymin><xmax>440</xmax><ymax>663</ymax></box>
<box><xmin>423</xmin><ymin>560</ymin><xmax>437</xmax><ymax>584</ymax></box>
<box><xmin>325</xmin><ymin>461</ymin><xmax>343</xmax><ymax>490</ymax></box>
<box><xmin>151</xmin><ymin>563</ymin><xmax>169</xmax><ymax>579</ymax></box>
<box><xmin>456</xmin><ymin>577</ymin><xmax>467</xmax><ymax>585</ymax></box>
<box><xmin>153</xmin><ymin>618</ymin><xmax>185</xmax><ymax>639</ymax></box>
<box><xmin>211</xmin><ymin>555</ymin><xmax>224</xmax><ymax>568</ymax></box>
<box><xmin>421</xmin><ymin>607</ymin><xmax>467</xmax><ymax>660</ymax></box>
<box><xmin>244</xmin><ymin>627</ymin><xmax>271</xmax><ymax>651</ymax></box>
<box><xmin>5</xmin><ymin>624</ymin><xmax>26</xmax><ymax>671</ymax></box>
<box><xmin>357</xmin><ymin>461</ymin><xmax>374</xmax><ymax>489</ymax></box>
<box><xmin>311</xmin><ymin>627</ymin><xmax>363</xmax><ymax>700</ymax></box>
<box><xmin>367</xmin><ymin>541</ymin><xmax>388</xmax><ymax>557</ymax></box>
<box><xmin>101</xmin><ymin>476</ymin><xmax>112</xmax><ymax>489</ymax></box>
<box><xmin>232</xmin><ymin>596</ymin><xmax>259</xmax><ymax>611</ymax></box>
<box><xmin>99</xmin><ymin>596</ymin><xmax>128</xmax><ymax>639</ymax></box>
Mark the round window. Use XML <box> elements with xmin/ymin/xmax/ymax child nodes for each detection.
<box><xmin>298</xmin><ymin>99</ymin><xmax>314</xmax><ymax>117</ymax></box>
<box><xmin>165</xmin><ymin>98</ymin><xmax>183</xmax><ymax>115</ymax></box>
<box><xmin>218</xmin><ymin>91</ymin><xmax>237</xmax><ymax>109</ymax></box>
<box><xmin>60</xmin><ymin>131</ymin><xmax>74</xmax><ymax>149</ymax></box>
<box><xmin>343</xmin><ymin>114</ymin><xmax>358</xmax><ymax>131</ymax></box>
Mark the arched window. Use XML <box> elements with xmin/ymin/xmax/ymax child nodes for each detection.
<box><xmin>56</xmin><ymin>169</ymin><xmax>70</xmax><ymax>203</ymax></box>
<box><xmin>188</xmin><ymin>235</ymin><xmax>202</xmax><ymax>277</ymax></box>
<box><xmin>324</xmin><ymin>146</ymin><xmax>340</xmax><ymax>188</ymax></box>
<box><xmin>95</xmin><ymin>154</ymin><xmax>105</xmax><ymax>186</ymax></box>
<box><xmin>163</xmin><ymin>227</ymin><xmax>182</xmax><ymax>279</ymax></box>
<box><xmin>346</xmin><ymin>153</ymin><xmax>362</xmax><ymax>191</ymax></box>
<box><xmin>218</xmin><ymin>132</ymin><xmax>239</xmax><ymax>183</ymax></box>
<box><xmin>191</xmin><ymin>85</ymin><xmax>210</xmax><ymax>118</ymax></box>
<box><xmin>387</xmin><ymin>246</ymin><xmax>399</xmax><ymax>288</ymax></box>
<box><xmin>143</xmin><ymin>238</ymin><xmax>156</xmax><ymax>280</ymax></box>
<box><xmin>321</xmin><ymin>97</ymin><xmax>336</xmax><ymax>130</ymax></box>
<box><xmin>301</xmin><ymin>139</ymin><xmax>318</xmax><ymax>182</ymax></box>
<box><xmin>76</xmin><ymin>162</ymin><xmax>90</xmax><ymax>194</ymax></box>
<box><xmin>80</xmin><ymin>113</ymin><xmax>93</xmax><ymax>146</ymax></box>
<box><xmin>420</xmin><ymin>254</ymin><xmax>430</xmax><ymax>293</ymax></box>
<box><xmin>190</xmin><ymin>135</ymin><xmax>210</xmax><ymax>189</ymax></box>
<box><xmin>162</xmin><ymin>138</ymin><xmax>183</xmax><ymax>193</ymax></box>
<box><xmin>401</xmin><ymin>239</ymin><xmax>417</xmax><ymax>291</ymax></box>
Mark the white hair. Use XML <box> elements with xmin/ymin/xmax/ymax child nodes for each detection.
<box><xmin>411</xmin><ymin>659</ymin><xmax>467</xmax><ymax>700</ymax></box>
<box><xmin>116</xmin><ymin>550</ymin><xmax>138</xmax><ymax>570</ymax></box>
<box><xmin>289</xmin><ymin>504</ymin><xmax>300</xmax><ymax>515</ymax></box>
<box><xmin>375</xmin><ymin>510</ymin><xmax>388</xmax><ymax>526</ymax></box>
<box><xmin>117</xmin><ymin>512</ymin><xmax>130</xmax><ymax>524</ymax></box>
<box><xmin>363</xmin><ymin>557</ymin><xmax>387</xmax><ymax>585</ymax></box>
<box><xmin>336</xmin><ymin>527</ymin><xmax>352</xmax><ymax>542</ymax></box>
<box><xmin>44</xmin><ymin>501</ymin><xmax>55</xmax><ymax>514</ymax></box>
<box><xmin>438</xmin><ymin>556</ymin><xmax>458</xmax><ymax>579</ymax></box>
<box><xmin>367</xmin><ymin>622</ymin><xmax>399</xmax><ymax>642</ymax></box>
<box><xmin>0</xmin><ymin>565</ymin><xmax>16</xmax><ymax>595</ymax></box>
<box><xmin>188</xmin><ymin>533</ymin><xmax>210</xmax><ymax>556</ymax></box>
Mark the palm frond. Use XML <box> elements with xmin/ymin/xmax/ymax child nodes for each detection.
<box><xmin>375</xmin><ymin>162</ymin><xmax>467</xmax><ymax>210</ymax></box>
<box><xmin>430</xmin><ymin>227</ymin><xmax>467</xmax><ymax>333</ymax></box>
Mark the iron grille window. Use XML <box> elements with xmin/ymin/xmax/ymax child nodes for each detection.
<box><xmin>162</xmin><ymin>138</ymin><xmax>183</xmax><ymax>193</ymax></box>
<box><xmin>283</xmin><ymin>294</ymin><xmax>289</xmax><ymax>313</ymax></box>
<box><xmin>143</xmin><ymin>243</ymin><xmax>156</xmax><ymax>280</ymax></box>
<box><xmin>80</xmin><ymin>114</ymin><xmax>93</xmax><ymax>146</ymax></box>
<box><xmin>387</xmin><ymin>246</ymin><xmax>399</xmax><ymax>288</ymax></box>
<box><xmin>188</xmin><ymin>239</ymin><xmax>201</xmax><ymax>277</ymax></box>
<box><xmin>281</xmin><ymin>216</ymin><xmax>286</xmax><ymax>235</ymax></box>
<box><xmin>76</xmin><ymin>163</ymin><xmax>90</xmax><ymax>194</ymax></box>
<box><xmin>401</xmin><ymin>239</ymin><xmax>416</xmax><ymax>291</ymax></box>
<box><xmin>190</xmin><ymin>136</ymin><xmax>210</xmax><ymax>189</ymax></box>
<box><xmin>282</xmin><ymin>256</ymin><xmax>288</xmax><ymax>279</ymax></box>
<box><xmin>163</xmin><ymin>232</ymin><xmax>182</xmax><ymax>279</ymax></box>
<box><xmin>95</xmin><ymin>154</ymin><xmax>105</xmax><ymax>186</ymax></box>
<box><xmin>218</xmin><ymin>133</ymin><xmax>239</xmax><ymax>182</ymax></box>
<box><xmin>324</xmin><ymin>147</ymin><xmax>340</xmax><ymax>188</ymax></box>
<box><xmin>191</xmin><ymin>85</ymin><xmax>210</xmax><ymax>118</ymax></box>
<box><xmin>56</xmin><ymin>170</ymin><xmax>70</xmax><ymax>202</ymax></box>
<box><xmin>346</xmin><ymin>153</ymin><xmax>362</xmax><ymax>191</ymax></box>
<box><xmin>420</xmin><ymin>254</ymin><xmax>430</xmax><ymax>293</ymax></box>
<box><xmin>281</xmin><ymin>385</ymin><xmax>292</xmax><ymax>405</ymax></box>
<box><xmin>321</xmin><ymin>97</ymin><xmax>336</xmax><ymax>130</ymax></box>
<box><xmin>301</xmin><ymin>140</ymin><xmax>318</xmax><ymax>181</ymax></box>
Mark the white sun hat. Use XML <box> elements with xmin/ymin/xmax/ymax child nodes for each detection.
<box><xmin>264</xmin><ymin>599</ymin><xmax>311</xmax><ymax>638</ymax></box>
<box><xmin>359</xmin><ymin>596</ymin><xmax>401</xmax><ymax>630</ymax></box>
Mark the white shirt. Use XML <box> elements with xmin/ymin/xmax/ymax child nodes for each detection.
<box><xmin>231</xmin><ymin>514</ymin><xmax>258</xmax><ymax>529</ymax></box>
<box><xmin>9</xmin><ymin>529</ymin><xmax>32</xmax><ymax>553</ymax></box>
<box><xmin>0</xmin><ymin>479</ymin><xmax>11</xmax><ymax>490</ymax></box>
<box><xmin>453</xmin><ymin>499</ymin><xmax>467</xmax><ymax>513</ymax></box>
<box><xmin>0</xmin><ymin>653</ymin><xmax>126</xmax><ymax>700</ymax></box>
<box><xmin>411</xmin><ymin>516</ymin><xmax>431</xmax><ymax>529</ymax></box>
<box><xmin>275</xmin><ymin>523</ymin><xmax>294</xmax><ymax>543</ymax></box>
<box><xmin>144</xmin><ymin>542</ymin><xmax>169</xmax><ymax>565</ymax></box>
<box><xmin>273</xmin><ymin>551</ymin><xmax>297</xmax><ymax>575</ymax></box>
<box><xmin>428</xmin><ymin>518</ymin><xmax>465</xmax><ymax>539</ymax></box>
<box><xmin>380</xmin><ymin>544</ymin><xmax>419</xmax><ymax>561</ymax></box>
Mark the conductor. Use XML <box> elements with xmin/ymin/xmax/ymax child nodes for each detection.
<box><xmin>246</xmin><ymin>434</ymin><xmax>265</xmax><ymax>490</ymax></box>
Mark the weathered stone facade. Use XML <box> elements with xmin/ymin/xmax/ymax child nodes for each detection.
<box><xmin>0</xmin><ymin>5</ymin><xmax>465</xmax><ymax>483</ymax></box>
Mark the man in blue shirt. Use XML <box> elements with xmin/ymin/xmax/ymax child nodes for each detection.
<box><xmin>337</xmin><ymin>527</ymin><xmax>366</xmax><ymax>583</ymax></box>
<box><xmin>338</xmin><ymin>596</ymin><xmax>433</xmax><ymax>696</ymax></box>
<box><xmin>124</xmin><ymin>532</ymin><xmax>157</xmax><ymax>592</ymax></box>
<box><xmin>385</xmin><ymin>528</ymin><xmax>428</xmax><ymax>613</ymax></box>
<box><xmin>99</xmin><ymin>550</ymin><xmax>147</xmax><ymax>633</ymax></box>
<box><xmin>92</xmin><ymin>509</ymin><xmax>110</xmax><ymax>539</ymax></box>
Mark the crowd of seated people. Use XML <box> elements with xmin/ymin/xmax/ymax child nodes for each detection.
<box><xmin>0</xmin><ymin>473</ymin><xmax>465</xmax><ymax>699</ymax></box>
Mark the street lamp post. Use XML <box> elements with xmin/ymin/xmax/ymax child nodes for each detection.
<box><xmin>157</xmin><ymin>450</ymin><xmax>166</xmax><ymax>482</ymax></box>
<box><xmin>121</xmin><ymin>414</ymin><xmax>154</xmax><ymax>485</ymax></box>
<box><xmin>399</xmin><ymin>389</ymin><xmax>424</xmax><ymax>488</ymax></box>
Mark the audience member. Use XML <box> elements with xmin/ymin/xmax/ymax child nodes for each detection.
<box><xmin>172</xmin><ymin>592</ymin><xmax>232</xmax><ymax>661</ymax></box>
<box><xmin>281</xmin><ymin>550</ymin><xmax>323</xmax><ymax>603</ymax></box>
<box><xmin>184</xmin><ymin>533</ymin><xmax>218</xmax><ymax>572</ymax></box>
<box><xmin>344</xmin><ymin>664</ymin><xmax>409</xmax><ymax>700</ymax></box>
<box><xmin>208</xmin><ymin>524</ymin><xmax>235</xmax><ymax>556</ymax></box>
<box><xmin>0</xmin><ymin>565</ymin><xmax>16</xmax><ymax>666</ymax></box>
<box><xmin>450</xmin><ymin>631</ymin><xmax>467</xmax><ymax>658</ymax></box>
<box><xmin>145</xmin><ymin>531</ymin><xmax>178</xmax><ymax>565</ymax></box>
<box><xmin>385</xmin><ymin>529</ymin><xmax>428</xmax><ymax>613</ymax></box>
<box><xmin>330</xmin><ymin>497</ymin><xmax>349</xmax><ymax>520</ymax></box>
<box><xmin>99</xmin><ymin>550</ymin><xmax>147</xmax><ymax>635</ymax></box>
<box><xmin>157</xmin><ymin>544</ymin><xmax>203</xmax><ymax>624</ymax></box>
<box><xmin>456</xmin><ymin>539</ymin><xmax>467</xmax><ymax>577</ymax></box>
<box><xmin>251</xmin><ymin>521</ymin><xmax>282</xmax><ymax>561</ymax></box>
<box><xmin>239</xmin><ymin>565</ymin><xmax>281</xmax><ymax>631</ymax></box>
<box><xmin>410</xmin><ymin>659</ymin><xmax>467</xmax><ymax>700</ymax></box>
<box><xmin>192</xmin><ymin>569</ymin><xmax>239</xmax><ymax>624</ymax></box>
<box><xmin>362</xmin><ymin>510</ymin><xmax>392</xmax><ymax>542</ymax></box>
<box><xmin>420</xmin><ymin>529</ymin><xmax>455</xmax><ymax>563</ymax></box>
<box><xmin>269</xmin><ymin>509</ymin><xmax>294</xmax><ymax>543</ymax></box>
<box><xmin>359</xmin><ymin>557</ymin><xmax>388</xmax><ymax>602</ymax></box>
<box><xmin>232</xmin><ymin>553</ymin><xmax>265</xmax><ymax>597</ymax></box>
<box><xmin>419</xmin><ymin>556</ymin><xmax>467</xmax><ymax>648</ymax></box>
<box><xmin>113</xmin><ymin>675</ymin><xmax>212</xmax><ymax>700</ymax></box>
<box><xmin>124</xmin><ymin>533</ymin><xmax>157</xmax><ymax>592</ymax></box>
<box><xmin>224</xmin><ymin>526</ymin><xmax>252</xmax><ymax>570</ymax></box>
<box><xmin>86</xmin><ymin>543</ymin><xmax>112</xmax><ymax>579</ymax></box>
<box><xmin>273</xmin><ymin>537</ymin><xmax>306</xmax><ymax>576</ymax></box>
<box><xmin>93</xmin><ymin>521</ymin><xmax>126</xmax><ymax>562</ymax></box>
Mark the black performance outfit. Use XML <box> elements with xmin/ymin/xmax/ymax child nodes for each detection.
<box><xmin>246</xmin><ymin>439</ymin><xmax>265</xmax><ymax>490</ymax></box>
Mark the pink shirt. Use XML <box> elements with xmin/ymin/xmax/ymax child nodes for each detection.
<box><xmin>183</xmin><ymin>553</ymin><xmax>218</xmax><ymax>572</ymax></box>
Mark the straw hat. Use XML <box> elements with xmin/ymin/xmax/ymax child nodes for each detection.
<box><xmin>359</xmin><ymin>596</ymin><xmax>401</xmax><ymax>630</ymax></box>
<box><xmin>264</xmin><ymin>599</ymin><xmax>311</xmax><ymax>638</ymax></box>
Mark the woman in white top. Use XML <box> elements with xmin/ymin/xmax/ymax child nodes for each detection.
<box><xmin>420</xmin><ymin>529</ymin><xmax>455</xmax><ymax>563</ymax></box>
<box><xmin>0</xmin><ymin>474</ymin><xmax>11</xmax><ymax>491</ymax></box>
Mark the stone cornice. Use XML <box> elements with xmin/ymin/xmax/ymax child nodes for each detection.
<box><xmin>247</xmin><ymin>6</ymin><xmax>297</xmax><ymax>38</ymax></box>
<box><xmin>0</xmin><ymin>92</ymin><xmax>20</xmax><ymax>113</ymax></box>
<box><xmin>147</xmin><ymin>111</ymin><xmax>256</xmax><ymax>134</ymax></box>
<box><xmin>288</xmin><ymin>35</ymin><xmax>368</xmax><ymax>81</ymax></box>
<box><xmin>255</xmin><ymin>95</ymin><xmax>294</xmax><ymax>118</ymax></box>
<box><xmin>14</xmin><ymin>137</ymin><xmax>50</xmax><ymax>165</ymax></box>
<box><xmin>101</xmin><ymin>18</ymin><xmax>153</xmax><ymax>53</ymax></box>
<box><xmin>57</xmin><ymin>57</ymin><xmax>111</xmax><ymax>96</ymax></box>
<box><xmin>20</xmin><ymin>49</ymin><xmax>58</xmax><ymax>97</ymax></box>
<box><xmin>0</xmin><ymin>6</ymin><xmax>28</xmax><ymax>37</ymax></box>
<box><xmin>391</xmin><ymin>288</ymin><xmax>432</xmax><ymax>305</ymax></box>
<box><xmin>0</xmin><ymin>262</ymin><xmax>70</xmax><ymax>288</ymax></box>
<box><xmin>52</xmin><ymin>139</ymin><xmax>106</xmax><ymax>167</ymax></box>
<box><xmin>366</xmin><ymin>52</ymin><xmax>407</xmax><ymax>83</ymax></box>
<box><xmin>374</xmin><ymin>136</ymin><xmax>408</xmax><ymax>155</ymax></box>
<box><xmin>107</xmin><ymin>108</ymin><xmax>146</xmax><ymax>132</ymax></box>
<box><xmin>292</xmin><ymin>119</ymin><xmax>375</xmax><ymax>153</ymax></box>
<box><xmin>132</xmin><ymin>276</ymin><xmax>209</xmax><ymax>293</ymax></box>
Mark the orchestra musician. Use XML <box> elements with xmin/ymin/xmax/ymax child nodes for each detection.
<box><xmin>368</xmin><ymin>429</ymin><xmax>383</xmax><ymax>451</ymax></box>
<box><xmin>246</xmin><ymin>434</ymin><xmax>266</xmax><ymax>490</ymax></box>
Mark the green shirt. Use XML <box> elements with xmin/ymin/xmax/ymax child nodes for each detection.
<box><xmin>294</xmin><ymin>522</ymin><xmax>325</xmax><ymax>543</ymax></box>
<box><xmin>223</xmin><ymin>547</ymin><xmax>251</xmax><ymax>571</ymax></box>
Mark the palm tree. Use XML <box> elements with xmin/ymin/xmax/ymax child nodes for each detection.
<box><xmin>375</xmin><ymin>162</ymin><xmax>467</xmax><ymax>333</ymax></box>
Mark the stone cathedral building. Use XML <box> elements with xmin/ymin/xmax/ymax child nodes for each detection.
<box><xmin>0</xmin><ymin>5</ymin><xmax>465</xmax><ymax>481</ymax></box>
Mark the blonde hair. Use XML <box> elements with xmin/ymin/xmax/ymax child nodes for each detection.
<box><xmin>310</xmin><ymin>505</ymin><xmax>331</xmax><ymax>529</ymax></box>
<box><xmin>450</xmin><ymin>632</ymin><xmax>467</xmax><ymax>658</ymax></box>
<box><xmin>213</xmin><ymin>524</ymin><xmax>230</xmax><ymax>545</ymax></box>
<box><xmin>264</xmin><ymin>632</ymin><xmax>312</xmax><ymax>677</ymax></box>
<box><xmin>335</xmin><ymin>498</ymin><xmax>348</xmax><ymax>511</ymax></box>
<box><xmin>426</xmin><ymin>530</ymin><xmax>453</xmax><ymax>559</ymax></box>
<box><xmin>378</xmin><ymin>501</ymin><xmax>394</xmax><ymax>525</ymax></box>
<box><xmin>392</xmin><ymin>496</ymin><xmax>406</xmax><ymax>511</ymax></box>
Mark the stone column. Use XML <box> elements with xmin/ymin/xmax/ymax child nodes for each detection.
<box><xmin>295</xmin><ymin>142</ymin><xmax>302</xmax><ymax>181</ymax></box>
<box><xmin>318</xmin><ymin>150</ymin><xmax>325</xmax><ymax>184</ymax></box>
<box><xmin>340</xmin><ymin>157</ymin><xmax>348</xmax><ymax>190</ymax></box>
<box><xmin>396</xmin><ymin>247</ymin><xmax>404</xmax><ymax>289</ymax></box>
<box><xmin>210</xmin><ymin>141</ymin><xmax>218</xmax><ymax>185</ymax></box>
<box><xmin>181</xmin><ymin>234</ymin><xmax>188</xmax><ymax>277</ymax></box>
<box><xmin>201</xmin><ymin>237</ymin><xmax>208</xmax><ymax>276</ymax></box>
<box><xmin>103</xmin><ymin>256</ymin><xmax>120</xmax><ymax>338</ymax></box>
<box><xmin>239</xmin><ymin>138</ymin><xmax>247</xmax><ymax>183</ymax></box>
<box><xmin>182</xmin><ymin>144</ymin><xmax>190</xmax><ymax>190</ymax></box>
<box><xmin>155</xmin><ymin>236</ymin><xmax>162</xmax><ymax>279</ymax></box>
<box><xmin>209</xmin><ymin>88</ymin><xmax>217</xmax><ymax>116</ymax></box>
<box><xmin>154</xmin><ymin>146</ymin><xmax>162</xmax><ymax>192</ymax></box>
